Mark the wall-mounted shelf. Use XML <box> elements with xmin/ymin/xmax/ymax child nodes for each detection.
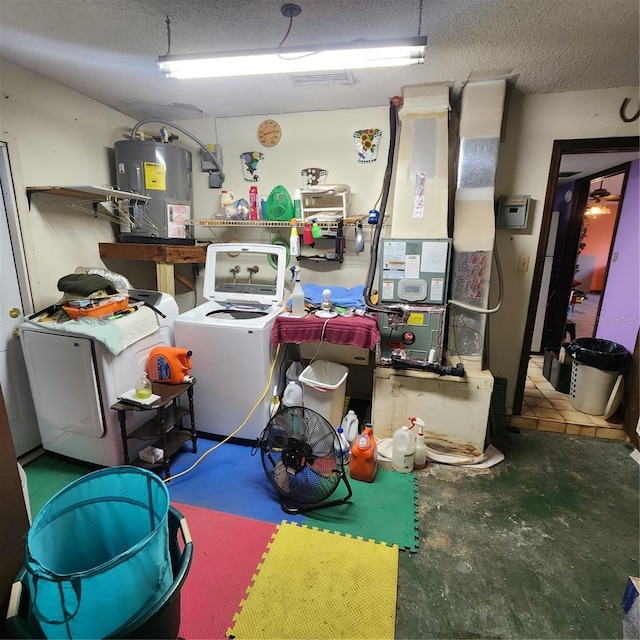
<box><xmin>300</xmin><ymin>184</ymin><xmax>351</xmax><ymax>222</ymax></box>
<box><xmin>187</xmin><ymin>216</ymin><xmax>364</xmax><ymax>229</ymax></box>
<box><xmin>26</xmin><ymin>185</ymin><xmax>152</xmax><ymax>229</ymax></box>
<box><xmin>26</xmin><ymin>185</ymin><xmax>150</xmax><ymax>207</ymax></box>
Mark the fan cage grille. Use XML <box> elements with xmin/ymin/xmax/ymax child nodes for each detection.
<box><xmin>259</xmin><ymin>406</ymin><xmax>343</xmax><ymax>505</ymax></box>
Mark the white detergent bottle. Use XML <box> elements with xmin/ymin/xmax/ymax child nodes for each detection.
<box><xmin>282</xmin><ymin>380</ymin><xmax>303</xmax><ymax>407</ymax></box>
<box><xmin>392</xmin><ymin>426</ymin><xmax>415</xmax><ymax>473</ymax></box>
<box><xmin>335</xmin><ymin>427</ymin><xmax>350</xmax><ymax>470</ymax></box>
<box><xmin>414</xmin><ymin>426</ymin><xmax>428</xmax><ymax>470</ymax></box>
<box><xmin>290</xmin><ymin>266</ymin><xmax>305</xmax><ymax>317</ymax></box>
<box><xmin>341</xmin><ymin>410</ymin><xmax>359</xmax><ymax>444</ymax></box>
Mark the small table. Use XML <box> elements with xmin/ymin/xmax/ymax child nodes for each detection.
<box><xmin>111</xmin><ymin>379</ymin><xmax>197</xmax><ymax>479</ymax></box>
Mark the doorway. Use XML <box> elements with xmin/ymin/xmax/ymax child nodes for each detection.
<box><xmin>513</xmin><ymin>136</ymin><xmax>640</xmax><ymax>416</ymax></box>
<box><xmin>0</xmin><ymin>141</ymin><xmax>40</xmax><ymax>456</ymax></box>
<box><xmin>569</xmin><ymin>170</ymin><xmax>626</xmax><ymax>338</ymax></box>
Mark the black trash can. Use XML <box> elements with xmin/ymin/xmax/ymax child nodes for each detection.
<box><xmin>565</xmin><ymin>338</ymin><xmax>631</xmax><ymax>415</ymax></box>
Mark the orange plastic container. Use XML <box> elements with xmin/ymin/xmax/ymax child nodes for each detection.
<box><xmin>147</xmin><ymin>347</ymin><xmax>193</xmax><ymax>384</ymax></box>
<box><xmin>63</xmin><ymin>295</ymin><xmax>129</xmax><ymax>319</ymax></box>
<box><xmin>349</xmin><ymin>423</ymin><xmax>377</xmax><ymax>482</ymax></box>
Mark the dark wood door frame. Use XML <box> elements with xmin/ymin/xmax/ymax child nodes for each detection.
<box><xmin>542</xmin><ymin>160</ymin><xmax>631</xmax><ymax>353</ymax></box>
<box><xmin>512</xmin><ymin>136</ymin><xmax>640</xmax><ymax>416</ymax></box>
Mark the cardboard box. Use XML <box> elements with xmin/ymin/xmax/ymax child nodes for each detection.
<box><xmin>543</xmin><ymin>348</ymin><xmax>572</xmax><ymax>393</ymax></box>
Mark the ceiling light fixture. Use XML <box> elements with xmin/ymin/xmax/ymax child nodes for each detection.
<box><xmin>157</xmin><ymin>4</ymin><xmax>426</xmax><ymax>80</ymax></box>
<box><xmin>157</xmin><ymin>36</ymin><xmax>428</xmax><ymax>79</ymax></box>
<box><xmin>585</xmin><ymin>200</ymin><xmax>611</xmax><ymax>216</ymax></box>
<box><xmin>584</xmin><ymin>179</ymin><xmax>613</xmax><ymax>216</ymax></box>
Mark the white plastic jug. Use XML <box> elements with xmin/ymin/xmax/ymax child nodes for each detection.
<box><xmin>282</xmin><ymin>380</ymin><xmax>303</xmax><ymax>407</ymax></box>
<box><xmin>220</xmin><ymin>190</ymin><xmax>235</xmax><ymax>207</ymax></box>
<box><xmin>286</xmin><ymin>359</ymin><xmax>304</xmax><ymax>385</ymax></box>
<box><xmin>341</xmin><ymin>410</ymin><xmax>359</xmax><ymax>444</ymax></box>
<box><xmin>392</xmin><ymin>426</ymin><xmax>415</xmax><ymax>473</ymax></box>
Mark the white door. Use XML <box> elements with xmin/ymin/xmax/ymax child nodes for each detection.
<box><xmin>0</xmin><ymin>142</ymin><xmax>40</xmax><ymax>456</ymax></box>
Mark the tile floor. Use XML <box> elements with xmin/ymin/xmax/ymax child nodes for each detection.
<box><xmin>509</xmin><ymin>354</ymin><xmax>628</xmax><ymax>440</ymax></box>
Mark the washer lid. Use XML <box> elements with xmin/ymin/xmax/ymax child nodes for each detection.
<box><xmin>203</xmin><ymin>243</ymin><xmax>287</xmax><ymax>307</ymax></box>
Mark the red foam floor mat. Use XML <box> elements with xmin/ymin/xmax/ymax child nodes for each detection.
<box><xmin>173</xmin><ymin>502</ymin><xmax>278</xmax><ymax>639</ymax></box>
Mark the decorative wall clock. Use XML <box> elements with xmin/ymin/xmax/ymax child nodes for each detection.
<box><xmin>257</xmin><ymin>119</ymin><xmax>282</xmax><ymax>147</ymax></box>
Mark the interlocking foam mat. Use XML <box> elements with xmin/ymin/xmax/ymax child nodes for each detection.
<box><xmin>168</xmin><ymin>441</ymin><xmax>307</xmax><ymax>525</ymax></box>
<box><xmin>172</xmin><ymin>502</ymin><xmax>277</xmax><ymax>639</ymax></box>
<box><xmin>169</xmin><ymin>441</ymin><xmax>419</xmax><ymax>551</ymax></box>
<box><xmin>227</xmin><ymin>521</ymin><xmax>398</xmax><ymax>640</ymax></box>
<box><xmin>303</xmin><ymin>468</ymin><xmax>420</xmax><ymax>552</ymax></box>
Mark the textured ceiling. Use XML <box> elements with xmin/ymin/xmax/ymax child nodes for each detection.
<box><xmin>0</xmin><ymin>0</ymin><xmax>638</xmax><ymax>124</ymax></box>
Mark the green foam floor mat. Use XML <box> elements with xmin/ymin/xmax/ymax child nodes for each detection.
<box><xmin>302</xmin><ymin>468</ymin><xmax>419</xmax><ymax>552</ymax></box>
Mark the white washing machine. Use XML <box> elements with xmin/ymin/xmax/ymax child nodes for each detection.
<box><xmin>20</xmin><ymin>291</ymin><xmax>178</xmax><ymax>467</ymax></box>
<box><xmin>174</xmin><ymin>243</ymin><xmax>287</xmax><ymax>443</ymax></box>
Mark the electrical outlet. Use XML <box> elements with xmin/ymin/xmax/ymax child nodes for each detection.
<box><xmin>518</xmin><ymin>255</ymin><xmax>530</xmax><ymax>272</ymax></box>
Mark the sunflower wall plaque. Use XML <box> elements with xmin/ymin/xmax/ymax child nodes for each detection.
<box><xmin>353</xmin><ymin>128</ymin><xmax>382</xmax><ymax>163</ymax></box>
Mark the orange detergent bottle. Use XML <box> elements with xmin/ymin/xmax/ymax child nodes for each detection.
<box><xmin>147</xmin><ymin>347</ymin><xmax>193</xmax><ymax>384</ymax></box>
<box><xmin>349</xmin><ymin>423</ymin><xmax>377</xmax><ymax>482</ymax></box>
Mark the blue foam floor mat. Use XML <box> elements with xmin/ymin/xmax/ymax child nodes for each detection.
<box><xmin>167</xmin><ymin>439</ymin><xmax>306</xmax><ymax>524</ymax></box>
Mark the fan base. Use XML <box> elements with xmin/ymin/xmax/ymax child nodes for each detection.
<box><xmin>279</xmin><ymin>469</ymin><xmax>353</xmax><ymax>515</ymax></box>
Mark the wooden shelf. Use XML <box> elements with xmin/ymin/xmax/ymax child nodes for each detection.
<box><xmin>99</xmin><ymin>242</ymin><xmax>207</xmax><ymax>263</ymax></box>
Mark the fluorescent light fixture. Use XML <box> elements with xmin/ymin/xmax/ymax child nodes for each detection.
<box><xmin>157</xmin><ymin>36</ymin><xmax>427</xmax><ymax>79</ymax></box>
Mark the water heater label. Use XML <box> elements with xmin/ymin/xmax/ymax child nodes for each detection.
<box><xmin>143</xmin><ymin>162</ymin><xmax>167</xmax><ymax>190</ymax></box>
<box><xmin>167</xmin><ymin>204</ymin><xmax>190</xmax><ymax>239</ymax></box>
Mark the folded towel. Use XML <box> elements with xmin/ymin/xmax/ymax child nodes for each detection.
<box><xmin>27</xmin><ymin>306</ymin><xmax>160</xmax><ymax>355</ymax></box>
<box><xmin>271</xmin><ymin>314</ymin><xmax>380</xmax><ymax>351</ymax></box>
<box><xmin>299</xmin><ymin>284</ymin><xmax>366</xmax><ymax>310</ymax></box>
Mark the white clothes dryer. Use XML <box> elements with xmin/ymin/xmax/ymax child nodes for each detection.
<box><xmin>20</xmin><ymin>291</ymin><xmax>178</xmax><ymax>467</ymax></box>
<box><xmin>174</xmin><ymin>243</ymin><xmax>287</xmax><ymax>443</ymax></box>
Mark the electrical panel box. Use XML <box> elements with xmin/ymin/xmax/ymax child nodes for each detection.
<box><xmin>496</xmin><ymin>195</ymin><xmax>530</xmax><ymax>229</ymax></box>
<box><xmin>379</xmin><ymin>238</ymin><xmax>451</xmax><ymax>304</ymax></box>
<box><xmin>201</xmin><ymin>144</ymin><xmax>222</xmax><ymax>171</ymax></box>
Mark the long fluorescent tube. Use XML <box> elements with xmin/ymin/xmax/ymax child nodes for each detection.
<box><xmin>157</xmin><ymin>36</ymin><xmax>427</xmax><ymax>79</ymax></box>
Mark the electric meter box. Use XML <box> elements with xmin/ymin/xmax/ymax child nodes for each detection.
<box><xmin>114</xmin><ymin>139</ymin><xmax>194</xmax><ymax>244</ymax></box>
<box><xmin>496</xmin><ymin>195</ymin><xmax>530</xmax><ymax>229</ymax></box>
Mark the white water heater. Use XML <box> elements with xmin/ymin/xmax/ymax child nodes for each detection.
<box><xmin>114</xmin><ymin>139</ymin><xmax>193</xmax><ymax>244</ymax></box>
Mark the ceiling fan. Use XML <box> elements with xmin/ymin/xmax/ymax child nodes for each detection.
<box><xmin>588</xmin><ymin>179</ymin><xmax>620</xmax><ymax>203</ymax></box>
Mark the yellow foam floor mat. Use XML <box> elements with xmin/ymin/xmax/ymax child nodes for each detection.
<box><xmin>228</xmin><ymin>521</ymin><xmax>398</xmax><ymax>639</ymax></box>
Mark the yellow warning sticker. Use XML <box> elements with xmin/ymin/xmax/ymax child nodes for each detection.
<box><xmin>407</xmin><ymin>313</ymin><xmax>424</xmax><ymax>325</ymax></box>
<box><xmin>144</xmin><ymin>162</ymin><xmax>166</xmax><ymax>191</ymax></box>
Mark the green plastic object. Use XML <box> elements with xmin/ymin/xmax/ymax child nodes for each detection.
<box><xmin>266</xmin><ymin>185</ymin><xmax>294</xmax><ymax>221</ymax></box>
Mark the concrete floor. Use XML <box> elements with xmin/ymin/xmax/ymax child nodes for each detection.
<box><xmin>20</xmin><ymin>428</ymin><xmax>639</xmax><ymax>639</ymax></box>
<box><xmin>396</xmin><ymin>429</ymin><xmax>639</xmax><ymax>639</ymax></box>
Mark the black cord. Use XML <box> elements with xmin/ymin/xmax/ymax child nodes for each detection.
<box><xmin>164</xmin><ymin>15</ymin><xmax>171</xmax><ymax>56</ymax></box>
<box><xmin>279</xmin><ymin>15</ymin><xmax>294</xmax><ymax>48</ymax></box>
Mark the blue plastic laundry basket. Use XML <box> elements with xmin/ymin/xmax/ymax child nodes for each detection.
<box><xmin>23</xmin><ymin>466</ymin><xmax>172</xmax><ymax>639</ymax></box>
